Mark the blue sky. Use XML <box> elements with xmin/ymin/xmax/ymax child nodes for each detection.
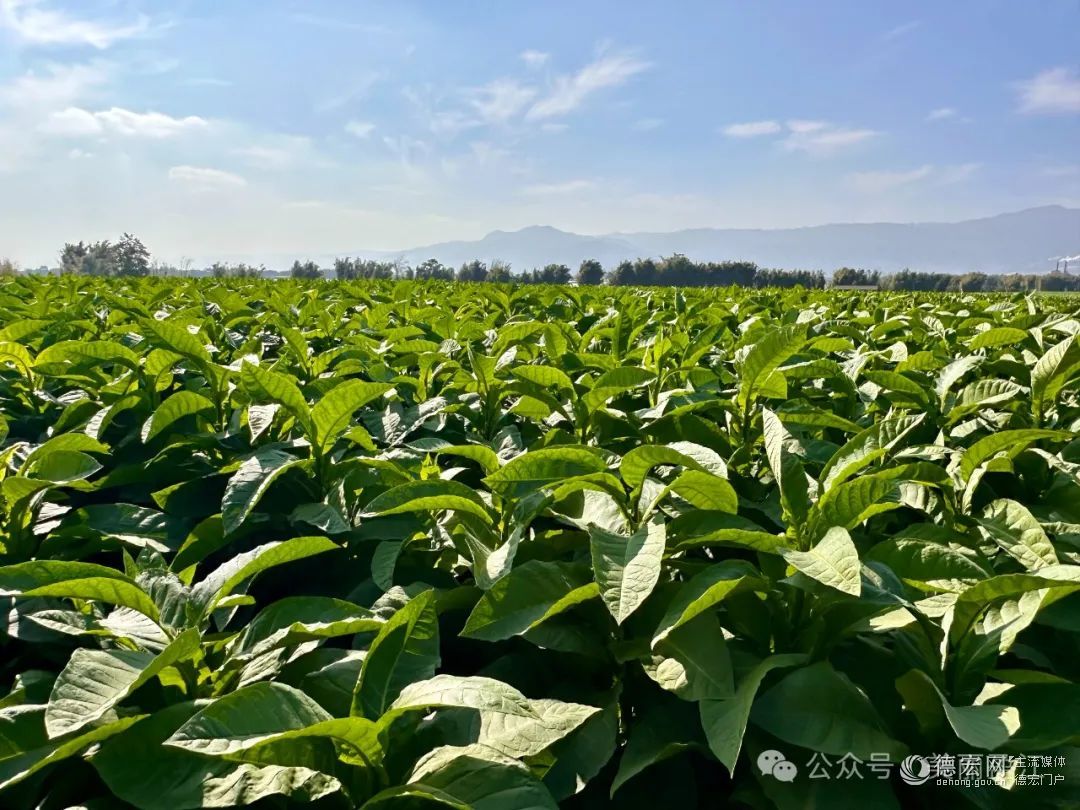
<box><xmin>1</xmin><ymin>0</ymin><xmax>1078</xmax><ymax>266</ymax></box>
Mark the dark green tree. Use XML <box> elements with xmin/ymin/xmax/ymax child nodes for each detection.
<box><xmin>576</xmin><ymin>259</ymin><xmax>604</xmax><ymax>285</ymax></box>
<box><xmin>289</xmin><ymin>260</ymin><xmax>323</xmax><ymax>279</ymax></box>
<box><xmin>115</xmin><ymin>233</ymin><xmax>151</xmax><ymax>277</ymax></box>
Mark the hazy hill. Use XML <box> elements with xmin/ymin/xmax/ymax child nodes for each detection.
<box><xmin>212</xmin><ymin>206</ymin><xmax>1080</xmax><ymax>274</ymax></box>
<box><xmin>363</xmin><ymin>205</ymin><xmax>1080</xmax><ymax>275</ymax></box>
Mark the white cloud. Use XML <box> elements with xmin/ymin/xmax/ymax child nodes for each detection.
<box><xmin>168</xmin><ymin>166</ymin><xmax>246</xmax><ymax>191</ymax></box>
<box><xmin>181</xmin><ymin>77</ymin><xmax>233</xmax><ymax>88</ymax></box>
<box><xmin>541</xmin><ymin>122</ymin><xmax>569</xmax><ymax>133</ymax></box>
<box><xmin>0</xmin><ymin>62</ymin><xmax>107</xmax><ymax>110</ymax></box>
<box><xmin>1015</xmin><ymin>67</ymin><xmax>1080</xmax><ymax>114</ymax></box>
<box><xmin>1042</xmin><ymin>165</ymin><xmax>1080</xmax><ymax>177</ymax></box>
<box><xmin>0</xmin><ymin>0</ymin><xmax>148</xmax><ymax>49</ymax></box>
<box><xmin>938</xmin><ymin>162</ymin><xmax>981</xmax><ymax>184</ymax></box>
<box><xmin>848</xmin><ymin>163</ymin><xmax>980</xmax><ymax>193</ymax></box>
<box><xmin>927</xmin><ymin>107</ymin><xmax>957</xmax><ymax>121</ymax></box>
<box><xmin>234</xmin><ymin>135</ymin><xmax>332</xmax><ymax>170</ymax></box>
<box><xmin>41</xmin><ymin>106</ymin><xmax>208</xmax><ymax>138</ymax></box>
<box><xmin>633</xmin><ymin>117</ymin><xmax>664</xmax><ymax>131</ymax></box>
<box><xmin>520</xmin><ymin>179</ymin><xmax>594</xmax><ymax>195</ymax></box>
<box><xmin>785</xmin><ymin>119</ymin><xmax>828</xmax><ymax>133</ymax></box>
<box><xmin>883</xmin><ymin>20</ymin><xmax>921</xmax><ymax>41</ymax></box>
<box><xmin>782</xmin><ymin>124</ymin><xmax>878</xmax><ymax>155</ymax></box>
<box><xmin>849</xmin><ymin>165</ymin><xmax>933</xmax><ymax>193</ymax></box>
<box><xmin>38</xmin><ymin>105</ymin><xmax>101</xmax><ymax>135</ymax></box>
<box><xmin>526</xmin><ymin>50</ymin><xmax>650</xmax><ymax>120</ymax></box>
<box><xmin>345</xmin><ymin>120</ymin><xmax>376</xmax><ymax>138</ymax></box>
<box><xmin>470</xmin><ymin>78</ymin><xmax>536</xmax><ymax>123</ymax></box>
<box><xmin>721</xmin><ymin>120</ymin><xmax>781</xmax><ymax>137</ymax></box>
<box><xmin>520</xmin><ymin>49</ymin><xmax>549</xmax><ymax>69</ymax></box>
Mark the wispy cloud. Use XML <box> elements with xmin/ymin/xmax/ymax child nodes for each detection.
<box><xmin>470</xmin><ymin>78</ymin><xmax>536</xmax><ymax>123</ymax></box>
<box><xmin>721</xmin><ymin>120</ymin><xmax>781</xmax><ymax>137</ymax></box>
<box><xmin>520</xmin><ymin>50</ymin><xmax>549</xmax><ymax>69</ymax></box>
<box><xmin>926</xmin><ymin>107</ymin><xmax>957</xmax><ymax>121</ymax></box>
<box><xmin>168</xmin><ymin>166</ymin><xmax>247</xmax><ymax>191</ymax></box>
<box><xmin>180</xmin><ymin>77</ymin><xmax>233</xmax><ymax>88</ymax></box>
<box><xmin>0</xmin><ymin>62</ymin><xmax>107</xmax><ymax>110</ymax></box>
<box><xmin>345</xmin><ymin>120</ymin><xmax>375</xmax><ymax>138</ymax></box>
<box><xmin>785</xmin><ymin>119</ymin><xmax>828</xmax><ymax>133</ymax></box>
<box><xmin>849</xmin><ymin>165</ymin><xmax>933</xmax><ymax>193</ymax></box>
<box><xmin>883</xmin><ymin>20</ymin><xmax>921</xmax><ymax>41</ymax></box>
<box><xmin>233</xmin><ymin>136</ymin><xmax>329</xmax><ymax>170</ymax></box>
<box><xmin>526</xmin><ymin>49</ymin><xmax>650</xmax><ymax>120</ymax></box>
<box><xmin>782</xmin><ymin>123</ymin><xmax>878</xmax><ymax>155</ymax></box>
<box><xmin>1042</xmin><ymin>165</ymin><xmax>1080</xmax><ymax>178</ymax></box>
<box><xmin>520</xmin><ymin>179</ymin><xmax>594</xmax><ymax>195</ymax></box>
<box><xmin>1015</xmin><ymin>67</ymin><xmax>1080</xmax><ymax>114</ymax></box>
<box><xmin>632</xmin><ymin>117</ymin><xmax>664</xmax><ymax>131</ymax></box>
<box><xmin>288</xmin><ymin>12</ymin><xmax>388</xmax><ymax>34</ymax></box>
<box><xmin>848</xmin><ymin>162</ymin><xmax>979</xmax><ymax>193</ymax></box>
<box><xmin>40</xmin><ymin>106</ymin><xmax>209</xmax><ymax>138</ymax></box>
<box><xmin>0</xmin><ymin>0</ymin><xmax>148</xmax><ymax>49</ymax></box>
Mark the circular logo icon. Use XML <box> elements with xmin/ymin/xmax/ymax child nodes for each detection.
<box><xmin>772</xmin><ymin>760</ymin><xmax>798</xmax><ymax>782</ymax></box>
<box><xmin>900</xmin><ymin>755</ymin><xmax>933</xmax><ymax>785</ymax></box>
<box><xmin>757</xmin><ymin>750</ymin><xmax>786</xmax><ymax>776</ymax></box>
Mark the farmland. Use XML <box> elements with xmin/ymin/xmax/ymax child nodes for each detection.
<box><xmin>1</xmin><ymin>275</ymin><xmax>1079</xmax><ymax>809</ymax></box>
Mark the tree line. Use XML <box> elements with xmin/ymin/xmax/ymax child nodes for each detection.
<box><xmin>10</xmin><ymin>235</ymin><xmax>1080</xmax><ymax>292</ymax></box>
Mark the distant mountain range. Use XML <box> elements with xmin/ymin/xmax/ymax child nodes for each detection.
<box><xmin>225</xmin><ymin>205</ymin><xmax>1080</xmax><ymax>274</ymax></box>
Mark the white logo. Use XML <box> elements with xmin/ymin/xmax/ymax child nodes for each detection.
<box><xmin>900</xmin><ymin>755</ymin><xmax>933</xmax><ymax>785</ymax></box>
<box><xmin>758</xmin><ymin>749</ymin><xmax>798</xmax><ymax>782</ymax></box>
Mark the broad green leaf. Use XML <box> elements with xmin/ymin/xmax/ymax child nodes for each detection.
<box><xmin>0</xmin><ymin>713</ymin><xmax>141</xmax><ymax>791</ymax></box>
<box><xmin>45</xmin><ymin>628</ymin><xmax>200</xmax><ymax>738</ymax></box>
<box><xmin>652</xmin><ymin>560</ymin><xmax>763</xmax><ymax>645</ymax></box>
<box><xmin>968</xmin><ymin>326</ymin><xmax>1028</xmax><ymax>350</ymax></box>
<box><xmin>647</xmin><ymin>613</ymin><xmax>735</xmax><ymax>701</ymax></box>
<box><xmin>750</xmin><ymin>662</ymin><xmax>906</xmax><ymax>759</ymax></box>
<box><xmin>232</xmin><ymin>597</ymin><xmax>381</xmax><ymax>660</ymax></box>
<box><xmin>93</xmin><ymin>703</ymin><xmax>343</xmax><ymax>810</ymax></box>
<box><xmin>1031</xmin><ymin>335</ymin><xmax>1080</xmax><ymax>418</ymax></box>
<box><xmin>475</xmin><ymin>697</ymin><xmax>600</xmax><ymax>758</ymax></box>
<box><xmin>819</xmin><ymin>414</ymin><xmax>923</xmax><ymax>491</ymax></box>
<box><xmin>394</xmin><ymin>749</ymin><xmax>558</xmax><ymax>810</ymax></box>
<box><xmin>668</xmin><ymin>511</ymin><xmax>788</xmax><ymax>554</ymax></box>
<box><xmin>619</xmin><ymin>444</ymin><xmax>709</xmax><ymax>490</ymax></box>
<box><xmin>582</xmin><ymin>366</ymin><xmax>655</xmax><ymax>411</ymax></box>
<box><xmin>461</xmin><ymin>561</ymin><xmax>595</xmax><ymax>641</ymax></box>
<box><xmin>142</xmin><ymin>318</ymin><xmax>212</xmax><ymax>365</ymax></box>
<box><xmin>165</xmin><ymin>682</ymin><xmax>332</xmax><ymax>756</ymax></box>
<box><xmin>667</xmin><ymin>470</ymin><xmax>738</xmax><ymax>513</ymax></box>
<box><xmin>699</xmin><ymin>653</ymin><xmax>809</xmax><ymax>774</ymax></box>
<box><xmin>353</xmin><ymin>590</ymin><xmax>439</xmax><ymax>719</ymax></box>
<box><xmin>385</xmin><ymin>674</ymin><xmax>540</xmax><ymax>723</ymax></box>
<box><xmin>33</xmin><ymin>339</ymin><xmax>139</xmax><ymax>372</ymax></box>
<box><xmin>310</xmin><ymin>379</ymin><xmax>392</xmax><ymax>450</ymax></box>
<box><xmin>589</xmin><ymin>517</ymin><xmax>665</xmax><ymax>624</ymax></box>
<box><xmin>781</xmin><ymin>526</ymin><xmax>862</xmax><ymax>596</ymax></box>
<box><xmin>762</xmin><ymin>408</ymin><xmax>811</xmax><ymax>529</ymax></box>
<box><xmin>28</xmin><ymin>449</ymin><xmax>101</xmax><ymax>483</ymax></box>
<box><xmin>240</xmin><ymin>361</ymin><xmax>313</xmax><ymax>435</ymax></box>
<box><xmin>959</xmin><ymin>429</ymin><xmax>1066</xmax><ymax>483</ymax></box>
<box><xmin>192</xmin><ymin>536</ymin><xmax>338</xmax><ymax>615</ymax></box>
<box><xmin>437</xmin><ymin>445</ymin><xmax>502</xmax><ymax>475</ymax></box>
<box><xmin>896</xmin><ymin>670</ymin><xmax>1020</xmax><ymax>750</ymax></box>
<box><xmin>221</xmin><ymin>448</ymin><xmax>305</xmax><ymax>534</ymax></box>
<box><xmin>484</xmin><ymin>447</ymin><xmax>607</xmax><ymax>496</ymax></box>
<box><xmin>737</xmin><ymin>325</ymin><xmax>806</xmax><ymax>409</ymax></box>
<box><xmin>363</xmin><ymin>479</ymin><xmax>492</xmax><ymax>523</ymax></box>
<box><xmin>141</xmin><ymin>391</ymin><xmax>215</xmax><ymax>442</ymax></box>
<box><xmin>977</xmin><ymin>499</ymin><xmax>1058</xmax><ymax>571</ymax></box>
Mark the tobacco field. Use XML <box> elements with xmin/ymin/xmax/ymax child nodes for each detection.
<box><xmin>1</xmin><ymin>276</ymin><xmax>1079</xmax><ymax>809</ymax></box>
